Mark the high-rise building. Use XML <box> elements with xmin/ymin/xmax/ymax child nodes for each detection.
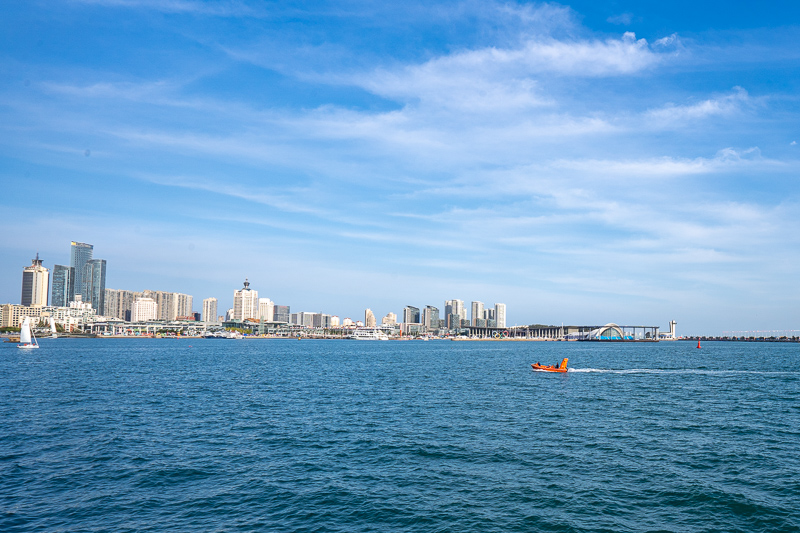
<box><xmin>70</xmin><ymin>241</ymin><xmax>93</xmax><ymax>301</ymax></box>
<box><xmin>403</xmin><ymin>306</ymin><xmax>420</xmax><ymax>324</ymax></box>
<box><xmin>203</xmin><ymin>298</ymin><xmax>218</xmax><ymax>323</ymax></box>
<box><xmin>423</xmin><ymin>305</ymin><xmax>440</xmax><ymax>331</ymax></box>
<box><xmin>233</xmin><ymin>279</ymin><xmax>258</xmax><ymax>320</ymax></box>
<box><xmin>258</xmin><ymin>298</ymin><xmax>274</xmax><ymax>321</ymax></box>
<box><xmin>51</xmin><ymin>265</ymin><xmax>75</xmax><ymax>307</ymax></box>
<box><xmin>495</xmin><ymin>303</ymin><xmax>506</xmax><ymax>328</ymax></box>
<box><xmin>471</xmin><ymin>301</ymin><xmax>484</xmax><ymax>326</ymax></box>
<box><xmin>331</xmin><ymin>315</ymin><xmax>341</xmax><ymax>327</ymax></box>
<box><xmin>82</xmin><ymin>259</ymin><xmax>106</xmax><ymax>312</ymax></box>
<box><xmin>445</xmin><ymin>299</ymin><xmax>466</xmax><ymax>329</ymax></box>
<box><xmin>132</xmin><ymin>297</ymin><xmax>158</xmax><ymax>322</ymax></box>
<box><xmin>273</xmin><ymin>305</ymin><xmax>290</xmax><ymax>323</ymax></box>
<box><xmin>365</xmin><ymin>308</ymin><xmax>376</xmax><ymax>327</ymax></box>
<box><xmin>21</xmin><ymin>254</ymin><xmax>49</xmax><ymax>307</ymax></box>
<box><xmin>382</xmin><ymin>312</ymin><xmax>397</xmax><ymax>325</ymax></box>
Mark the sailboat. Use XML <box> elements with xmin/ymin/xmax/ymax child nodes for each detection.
<box><xmin>49</xmin><ymin>316</ymin><xmax>58</xmax><ymax>338</ymax></box>
<box><xmin>18</xmin><ymin>317</ymin><xmax>40</xmax><ymax>349</ymax></box>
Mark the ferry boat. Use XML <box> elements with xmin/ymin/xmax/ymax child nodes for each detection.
<box><xmin>349</xmin><ymin>328</ymin><xmax>389</xmax><ymax>341</ymax></box>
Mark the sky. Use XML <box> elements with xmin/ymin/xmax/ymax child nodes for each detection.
<box><xmin>1</xmin><ymin>1</ymin><xmax>799</xmax><ymax>335</ymax></box>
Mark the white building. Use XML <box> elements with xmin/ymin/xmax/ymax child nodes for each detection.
<box><xmin>382</xmin><ymin>312</ymin><xmax>397</xmax><ymax>325</ymax></box>
<box><xmin>202</xmin><ymin>297</ymin><xmax>218</xmax><ymax>323</ymax></box>
<box><xmin>330</xmin><ymin>315</ymin><xmax>340</xmax><ymax>327</ymax></box>
<box><xmin>495</xmin><ymin>303</ymin><xmax>506</xmax><ymax>328</ymax></box>
<box><xmin>258</xmin><ymin>298</ymin><xmax>274</xmax><ymax>321</ymax></box>
<box><xmin>365</xmin><ymin>308</ymin><xmax>376</xmax><ymax>327</ymax></box>
<box><xmin>132</xmin><ymin>297</ymin><xmax>158</xmax><ymax>322</ymax></box>
<box><xmin>233</xmin><ymin>279</ymin><xmax>258</xmax><ymax>321</ymax></box>
<box><xmin>21</xmin><ymin>254</ymin><xmax>49</xmax><ymax>307</ymax></box>
<box><xmin>471</xmin><ymin>301</ymin><xmax>484</xmax><ymax>326</ymax></box>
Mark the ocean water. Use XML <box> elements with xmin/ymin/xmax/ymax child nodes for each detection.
<box><xmin>1</xmin><ymin>339</ymin><xmax>799</xmax><ymax>532</ymax></box>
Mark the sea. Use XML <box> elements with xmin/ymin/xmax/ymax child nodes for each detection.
<box><xmin>1</xmin><ymin>338</ymin><xmax>798</xmax><ymax>532</ymax></box>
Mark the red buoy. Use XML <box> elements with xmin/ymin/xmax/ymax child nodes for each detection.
<box><xmin>697</xmin><ymin>339</ymin><xmax>701</xmax><ymax>349</ymax></box>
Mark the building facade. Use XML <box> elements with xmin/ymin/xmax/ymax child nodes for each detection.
<box><xmin>233</xmin><ymin>279</ymin><xmax>258</xmax><ymax>321</ymax></box>
<box><xmin>70</xmin><ymin>241</ymin><xmax>93</xmax><ymax>301</ymax></box>
<box><xmin>203</xmin><ymin>297</ymin><xmax>218</xmax><ymax>323</ymax></box>
<box><xmin>495</xmin><ymin>303</ymin><xmax>506</xmax><ymax>328</ymax></box>
<box><xmin>21</xmin><ymin>254</ymin><xmax>49</xmax><ymax>307</ymax></box>
<box><xmin>471</xmin><ymin>301</ymin><xmax>485</xmax><ymax>326</ymax></box>
<box><xmin>132</xmin><ymin>297</ymin><xmax>158</xmax><ymax>322</ymax></box>
<box><xmin>403</xmin><ymin>305</ymin><xmax>420</xmax><ymax>324</ymax></box>
<box><xmin>365</xmin><ymin>308</ymin><xmax>376</xmax><ymax>327</ymax></box>
<box><xmin>258</xmin><ymin>298</ymin><xmax>274</xmax><ymax>321</ymax></box>
<box><xmin>51</xmin><ymin>265</ymin><xmax>74</xmax><ymax>308</ymax></box>
<box><xmin>82</xmin><ymin>259</ymin><xmax>106</xmax><ymax>312</ymax></box>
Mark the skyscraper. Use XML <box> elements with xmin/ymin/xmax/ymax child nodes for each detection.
<box><xmin>82</xmin><ymin>259</ymin><xmax>106</xmax><ymax>312</ymax></box>
<box><xmin>495</xmin><ymin>303</ymin><xmax>507</xmax><ymax>328</ymax></box>
<box><xmin>203</xmin><ymin>297</ymin><xmax>218</xmax><ymax>323</ymax></box>
<box><xmin>403</xmin><ymin>305</ymin><xmax>420</xmax><ymax>324</ymax></box>
<box><xmin>365</xmin><ymin>308</ymin><xmax>376</xmax><ymax>327</ymax></box>
<box><xmin>233</xmin><ymin>279</ymin><xmax>258</xmax><ymax>320</ymax></box>
<box><xmin>423</xmin><ymin>305</ymin><xmax>440</xmax><ymax>331</ymax></box>
<box><xmin>258</xmin><ymin>298</ymin><xmax>274</xmax><ymax>321</ymax></box>
<box><xmin>471</xmin><ymin>301</ymin><xmax>484</xmax><ymax>326</ymax></box>
<box><xmin>70</xmin><ymin>241</ymin><xmax>93</xmax><ymax>301</ymax></box>
<box><xmin>445</xmin><ymin>299</ymin><xmax>466</xmax><ymax>328</ymax></box>
<box><xmin>51</xmin><ymin>265</ymin><xmax>75</xmax><ymax>307</ymax></box>
<box><xmin>21</xmin><ymin>254</ymin><xmax>49</xmax><ymax>306</ymax></box>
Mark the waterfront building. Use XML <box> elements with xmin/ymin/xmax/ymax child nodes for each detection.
<box><xmin>0</xmin><ymin>303</ymin><xmax>96</xmax><ymax>329</ymax></box>
<box><xmin>51</xmin><ymin>265</ymin><xmax>74</xmax><ymax>307</ymax></box>
<box><xmin>423</xmin><ymin>305</ymin><xmax>440</xmax><ymax>331</ymax></box>
<box><xmin>258</xmin><ymin>298</ymin><xmax>274</xmax><ymax>321</ymax></box>
<box><xmin>82</xmin><ymin>259</ymin><xmax>106</xmax><ymax>312</ymax></box>
<box><xmin>226</xmin><ymin>308</ymin><xmax>234</xmax><ymax>321</ymax></box>
<box><xmin>273</xmin><ymin>305</ymin><xmax>290</xmax><ymax>324</ymax></box>
<box><xmin>495</xmin><ymin>303</ymin><xmax>506</xmax><ymax>328</ymax></box>
<box><xmin>21</xmin><ymin>254</ymin><xmax>49</xmax><ymax>307</ymax></box>
<box><xmin>233</xmin><ymin>279</ymin><xmax>258</xmax><ymax>321</ymax></box>
<box><xmin>471</xmin><ymin>301</ymin><xmax>484</xmax><ymax>326</ymax></box>
<box><xmin>331</xmin><ymin>315</ymin><xmax>340</xmax><ymax>327</ymax></box>
<box><xmin>445</xmin><ymin>299</ymin><xmax>466</xmax><ymax>329</ymax></box>
<box><xmin>382</xmin><ymin>312</ymin><xmax>397</xmax><ymax>325</ymax></box>
<box><xmin>132</xmin><ymin>297</ymin><xmax>158</xmax><ymax>322</ymax></box>
<box><xmin>69</xmin><ymin>241</ymin><xmax>93</xmax><ymax>301</ymax></box>
<box><xmin>203</xmin><ymin>298</ymin><xmax>218</xmax><ymax>323</ymax></box>
<box><xmin>342</xmin><ymin>317</ymin><xmax>354</xmax><ymax>327</ymax></box>
<box><xmin>403</xmin><ymin>306</ymin><xmax>420</xmax><ymax>324</ymax></box>
<box><xmin>104</xmin><ymin>289</ymin><xmax>138</xmax><ymax>321</ymax></box>
<box><xmin>365</xmin><ymin>309</ymin><xmax>376</xmax><ymax>327</ymax></box>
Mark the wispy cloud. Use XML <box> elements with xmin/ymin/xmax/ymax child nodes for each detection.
<box><xmin>70</xmin><ymin>0</ymin><xmax>265</xmax><ymax>17</ymax></box>
<box><xmin>646</xmin><ymin>87</ymin><xmax>752</xmax><ymax>124</ymax></box>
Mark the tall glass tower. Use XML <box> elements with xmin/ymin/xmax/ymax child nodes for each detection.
<box><xmin>70</xmin><ymin>241</ymin><xmax>93</xmax><ymax>301</ymax></box>
<box><xmin>82</xmin><ymin>259</ymin><xmax>107</xmax><ymax>312</ymax></box>
<box><xmin>51</xmin><ymin>265</ymin><xmax>75</xmax><ymax>307</ymax></box>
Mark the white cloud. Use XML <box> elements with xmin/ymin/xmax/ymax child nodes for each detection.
<box><xmin>646</xmin><ymin>87</ymin><xmax>751</xmax><ymax>124</ymax></box>
<box><xmin>69</xmin><ymin>0</ymin><xmax>263</xmax><ymax>17</ymax></box>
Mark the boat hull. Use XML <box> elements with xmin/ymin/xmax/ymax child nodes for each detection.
<box><xmin>531</xmin><ymin>364</ymin><xmax>566</xmax><ymax>373</ymax></box>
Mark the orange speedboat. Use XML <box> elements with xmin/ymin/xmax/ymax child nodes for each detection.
<box><xmin>531</xmin><ymin>358</ymin><xmax>568</xmax><ymax>373</ymax></box>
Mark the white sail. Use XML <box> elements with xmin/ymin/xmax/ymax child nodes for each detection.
<box><xmin>19</xmin><ymin>317</ymin><xmax>32</xmax><ymax>344</ymax></box>
<box><xmin>50</xmin><ymin>316</ymin><xmax>57</xmax><ymax>334</ymax></box>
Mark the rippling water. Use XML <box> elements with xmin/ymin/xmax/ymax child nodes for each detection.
<box><xmin>2</xmin><ymin>339</ymin><xmax>799</xmax><ymax>532</ymax></box>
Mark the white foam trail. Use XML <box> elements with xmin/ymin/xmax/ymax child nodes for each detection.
<box><xmin>567</xmin><ymin>368</ymin><xmax>796</xmax><ymax>375</ymax></box>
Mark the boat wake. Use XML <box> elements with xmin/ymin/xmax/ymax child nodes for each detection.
<box><xmin>568</xmin><ymin>368</ymin><xmax>796</xmax><ymax>375</ymax></box>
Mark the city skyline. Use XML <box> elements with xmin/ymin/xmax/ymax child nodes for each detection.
<box><xmin>1</xmin><ymin>2</ymin><xmax>799</xmax><ymax>335</ymax></box>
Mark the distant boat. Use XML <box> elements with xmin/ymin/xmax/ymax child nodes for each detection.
<box><xmin>349</xmin><ymin>328</ymin><xmax>389</xmax><ymax>340</ymax></box>
<box><xmin>17</xmin><ymin>317</ymin><xmax>39</xmax><ymax>350</ymax></box>
<box><xmin>49</xmin><ymin>317</ymin><xmax>57</xmax><ymax>338</ymax></box>
<box><xmin>531</xmin><ymin>358</ymin><xmax>568</xmax><ymax>373</ymax></box>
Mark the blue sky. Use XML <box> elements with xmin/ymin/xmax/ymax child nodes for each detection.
<box><xmin>1</xmin><ymin>1</ymin><xmax>799</xmax><ymax>335</ymax></box>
